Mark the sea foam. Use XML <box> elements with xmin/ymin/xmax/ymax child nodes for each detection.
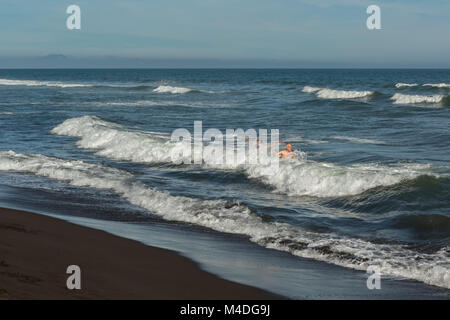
<box><xmin>1</xmin><ymin>150</ymin><xmax>448</xmax><ymax>289</ymax></box>
<box><xmin>391</xmin><ymin>93</ymin><xmax>445</xmax><ymax>105</ymax></box>
<box><xmin>395</xmin><ymin>83</ymin><xmax>418</xmax><ymax>88</ymax></box>
<box><xmin>302</xmin><ymin>86</ymin><xmax>374</xmax><ymax>99</ymax></box>
<box><xmin>0</xmin><ymin>78</ymin><xmax>93</xmax><ymax>88</ymax></box>
<box><xmin>52</xmin><ymin>116</ymin><xmax>434</xmax><ymax>198</ymax></box>
<box><xmin>423</xmin><ymin>83</ymin><xmax>450</xmax><ymax>88</ymax></box>
<box><xmin>153</xmin><ymin>85</ymin><xmax>193</xmax><ymax>94</ymax></box>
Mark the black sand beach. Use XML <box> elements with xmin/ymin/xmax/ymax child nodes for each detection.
<box><xmin>0</xmin><ymin>207</ymin><xmax>280</xmax><ymax>300</ymax></box>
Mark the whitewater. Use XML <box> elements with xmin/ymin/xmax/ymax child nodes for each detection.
<box><xmin>302</xmin><ymin>86</ymin><xmax>374</xmax><ymax>99</ymax></box>
<box><xmin>52</xmin><ymin>116</ymin><xmax>438</xmax><ymax>198</ymax></box>
<box><xmin>2</xmin><ymin>68</ymin><xmax>450</xmax><ymax>297</ymax></box>
<box><xmin>0</xmin><ymin>150</ymin><xmax>448</xmax><ymax>289</ymax></box>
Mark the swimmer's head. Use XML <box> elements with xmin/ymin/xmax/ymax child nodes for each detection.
<box><xmin>286</xmin><ymin>144</ymin><xmax>292</xmax><ymax>151</ymax></box>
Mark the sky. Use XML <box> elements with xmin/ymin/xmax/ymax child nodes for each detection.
<box><xmin>0</xmin><ymin>0</ymin><xmax>449</xmax><ymax>68</ymax></box>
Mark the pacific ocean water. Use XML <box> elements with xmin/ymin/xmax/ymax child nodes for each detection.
<box><xmin>0</xmin><ymin>69</ymin><xmax>449</xmax><ymax>295</ymax></box>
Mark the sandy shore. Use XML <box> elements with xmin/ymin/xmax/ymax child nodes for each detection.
<box><xmin>0</xmin><ymin>207</ymin><xmax>280</xmax><ymax>300</ymax></box>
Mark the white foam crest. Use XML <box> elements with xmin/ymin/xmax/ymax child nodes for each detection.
<box><xmin>395</xmin><ymin>83</ymin><xmax>418</xmax><ymax>88</ymax></box>
<box><xmin>52</xmin><ymin>115</ymin><xmax>189</xmax><ymax>164</ymax></box>
<box><xmin>153</xmin><ymin>85</ymin><xmax>193</xmax><ymax>94</ymax></box>
<box><xmin>0</xmin><ymin>112</ymin><xmax>13</xmax><ymax>115</ymax></box>
<box><xmin>246</xmin><ymin>161</ymin><xmax>429</xmax><ymax>197</ymax></box>
<box><xmin>52</xmin><ymin>116</ymin><xmax>273</xmax><ymax>169</ymax></box>
<box><xmin>0</xmin><ymin>150</ymin><xmax>259</xmax><ymax>235</ymax></box>
<box><xmin>0</xmin><ymin>78</ymin><xmax>93</xmax><ymax>88</ymax></box>
<box><xmin>0</xmin><ymin>150</ymin><xmax>448</xmax><ymax>289</ymax></box>
<box><xmin>331</xmin><ymin>136</ymin><xmax>386</xmax><ymax>145</ymax></box>
<box><xmin>302</xmin><ymin>86</ymin><xmax>374</xmax><ymax>99</ymax></box>
<box><xmin>263</xmin><ymin>235</ymin><xmax>450</xmax><ymax>290</ymax></box>
<box><xmin>283</xmin><ymin>134</ymin><xmax>328</xmax><ymax>145</ymax></box>
<box><xmin>423</xmin><ymin>83</ymin><xmax>450</xmax><ymax>88</ymax></box>
<box><xmin>391</xmin><ymin>93</ymin><xmax>445</xmax><ymax>105</ymax></box>
<box><xmin>53</xmin><ymin>116</ymin><xmax>435</xmax><ymax>198</ymax></box>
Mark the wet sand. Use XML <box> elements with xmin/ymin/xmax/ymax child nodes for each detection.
<box><xmin>0</xmin><ymin>207</ymin><xmax>280</xmax><ymax>300</ymax></box>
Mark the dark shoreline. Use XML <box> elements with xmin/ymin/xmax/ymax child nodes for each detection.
<box><xmin>0</xmin><ymin>207</ymin><xmax>282</xmax><ymax>300</ymax></box>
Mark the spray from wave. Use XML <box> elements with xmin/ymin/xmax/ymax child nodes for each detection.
<box><xmin>302</xmin><ymin>86</ymin><xmax>375</xmax><ymax>99</ymax></box>
<box><xmin>0</xmin><ymin>150</ymin><xmax>448</xmax><ymax>289</ymax></box>
<box><xmin>52</xmin><ymin>116</ymin><xmax>437</xmax><ymax>198</ymax></box>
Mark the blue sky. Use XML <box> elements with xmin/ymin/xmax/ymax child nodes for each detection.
<box><xmin>0</xmin><ymin>0</ymin><xmax>449</xmax><ymax>67</ymax></box>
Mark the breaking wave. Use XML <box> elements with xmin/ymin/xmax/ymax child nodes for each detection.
<box><xmin>391</xmin><ymin>93</ymin><xmax>447</xmax><ymax>105</ymax></box>
<box><xmin>0</xmin><ymin>78</ymin><xmax>94</xmax><ymax>88</ymax></box>
<box><xmin>0</xmin><ymin>78</ymin><xmax>184</xmax><ymax>91</ymax></box>
<box><xmin>302</xmin><ymin>86</ymin><xmax>375</xmax><ymax>99</ymax></box>
<box><xmin>0</xmin><ymin>150</ymin><xmax>448</xmax><ymax>289</ymax></box>
<box><xmin>52</xmin><ymin>116</ymin><xmax>437</xmax><ymax>198</ymax></box>
<box><xmin>394</xmin><ymin>83</ymin><xmax>450</xmax><ymax>89</ymax></box>
<box><xmin>153</xmin><ymin>85</ymin><xmax>193</xmax><ymax>94</ymax></box>
<box><xmin>423</xmin><ymin>83</ymin><xmax>450</xmax><ymax>88</ymax></box>
<box><xmin>395</xmin><ymin>83</ymin><xmax>418</xmax><ymax>88</ymax></box>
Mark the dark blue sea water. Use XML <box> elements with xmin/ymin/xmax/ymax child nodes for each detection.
<box><xmin>0</xmin><ymin>69</ymin><xmax>449</xmax><ymax>292</ymax></box>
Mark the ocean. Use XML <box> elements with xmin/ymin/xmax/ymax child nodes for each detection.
<box><xmin>0</xmin><ymin>69</ymin><xmax>449</xmax><ymax>297</ymax></box>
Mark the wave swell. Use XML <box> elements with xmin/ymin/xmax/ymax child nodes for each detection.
<box><xmin>52</xmin><ymin>116</ymin><xmax>437</xmax><ymax>198</ymax></box>
<box><xmin>302</xmin><ymin>86</ymin><xmax>375</xmax><ymax>99</ymax></box>
<box><xmin>0</xmin><ymin>150</ymin><xmax>448</xmax><ymax>289</ymax></box>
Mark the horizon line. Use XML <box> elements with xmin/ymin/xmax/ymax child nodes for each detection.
<box><xmin>1</xmin><ymin>67</ymin><xmax>450</xmax><ymax>70</ymax></box>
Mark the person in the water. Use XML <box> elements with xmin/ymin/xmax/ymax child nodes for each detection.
<box><xmin>245</xmin><ymin>138</ymin><xmax>293</xmax><ymax>158</ymax></box>
<box><xmin>275</xmin><ymin>143</ymin><xmax>295</xmax><ymax>159</ymax></box>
